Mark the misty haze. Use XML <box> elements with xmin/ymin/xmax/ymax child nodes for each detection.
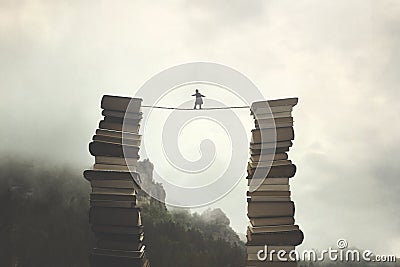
<box><xmin>1</xmin><ymin>0</ymin><xmax>400</xmax><ymax>266</ymax></box>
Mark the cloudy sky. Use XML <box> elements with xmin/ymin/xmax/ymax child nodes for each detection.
<box><xmin>1</xmin><ymin>0</ymin><xmax>400</xmax><ymax>255</ymax></box>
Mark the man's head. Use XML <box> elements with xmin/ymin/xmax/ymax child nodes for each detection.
<box><xmin>195</xmin><ymin>89</ymin><xmax>199</xmax><ymax>93</ymax></box>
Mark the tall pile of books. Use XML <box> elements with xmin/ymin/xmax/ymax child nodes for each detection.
<box><xmin>246</xmin><ymin>98</ymin><xmax>304</xmax><ymax>267</ymax></box>
<box><xmin>83</xmin><ymin>95</ymin><xmax>150</xmax><ymax>267</ymax></box>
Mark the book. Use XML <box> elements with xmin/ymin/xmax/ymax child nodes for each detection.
<box><xmin>93</xmin><ymin>134</ymin><xmax>141</xmax><ymax>147</ymax></box>
<box><xmin>95</xmin><ymin>231</ymin><xmax>144</xmax><ymax>242</ymax></box>
<box><xmin>247</xmin><ymin>178</ymin><xmax>289</xmax><ymax>186</ymax></box>
<box><xmin>89</xmin><ymin>206</ymin><xmax>142</xmax><ymax>227</ymax></box>
<box><xmin>251</xmin><ymin>127</ymin><xmax>294</xmax><ymax>143</ymax></box>
<box><xmin>92</xmin><ymin>246</ymin><xmax>145</xmax><ymax>258</ymax></box>
<box><xmin>89</xmin><ymin>141</ymin><xmax>140</xmax><ymax>158</ymax></box>
<box><xmin>96</xmin><ymin>129</ymin><xmax>141</xmax><ymax>140</ymax></box>
<box><xmin>248</xmin><ymin>160</ymin><xmax>292</xmax><ymax>168</ymax></box>
<box><xmin>102</xmin><ymin>109</ymin><xmax>143</xmax><ymax>119</ymax></box>
<box><xmin>90</xmin><ymin>252</ymin><xmax>147</xmax><ymax>267</ymax></box>
<box><xmin>250</xmin><ymin>147</ymin><xmax>290</xmax><ymax>156</ymax></box>
<box><xmin>249</xmin><ymin>217</ymin><xmax>295</xmax><ymax>227</ymax></box>
<box><xmin>92</xmin><ymin>225</ymin><xmax>144</xmax><ymax>235</ymax></box>
<box><xmin>84</xmin><ymin>169</ymin><xmax>141</xmax><ymax>182</ymax></box>
<box><xmin>253</xmin><ymin>111</ymin><xmax>292</xmax><ymax>120</ymax></box>
<box><xmin>249</xmin><ymin>224</ymin><xmax>299</xmax><ymax>234</ymax></box>
<box><xmin>255</xmin><ymin>121</ymin><xmax>294</xmax><ymax>129</ymax></box>
<box><xmin>254</xmin><ymin>117</ymin><xmax>294</xmax><ymax>125</ymax></box>
<box><xmin>246</xmin><ymin>229</ymin><xmax>304</xmax><ymax>246</ymax></box>
<box><xmin>251</xmin><ymin>105</ymin><xmax>293</xmax><ymax>115</ymax></box>
<box><xmin>247</xmin><ymin>201</ymin><xmax>294</xmax><ymax>218</ymax></box>
<box><xmin>247</xmin><ymin>196</ymin><xmax>291</xmax><ymax>202</ymax></box>
<box><xmin>85</xmin><ymin>94</ymin><xmax>149</xmax><ymax>266</ymax></box>
<box><xmin>247</xmin><ymin>191</ymin><xmax>291</xmax><ymax>197</ymax></box>
<box><xmin>95</xmin><ymin>240</ymin><xmax>144</xmax><ymax>252</ymax></box>
<box><xmin>90</xmin><ymin>193</ymin><xmax>137</xmax><ymax>202</ymax></box>
<box><xmin>93</xmin><ymin>164</ymin><xmax>136</xmax><ymax>172</ymax></box>
<box><xmin>246</xmin><ymin>191</ymin><xmax>290</xmax><ymax>198</ymax></box>
<box><xmin>254</xmin><ymin>117</ymin><xmax>294</xmax><ymax>130</ymax></box>
<box><xmin>251</xmin><ymin>98</ymin><xmax>298</xmax><ymax>109</ymax></box>
<box><xmin>247</xmin><ymin>164</ymin><xmax>297</xmax><ymax>179</ymax></box>
<box><xmin>103</xmin><ymin>116</ymin><xmax>141</xmax><ymax>126</ymax></box>
<box><xmin>90</xmin><ymin>200</ymin><xmax>137</xmax><ymax>208</ymax></box>
<box><xmin>249</xmin><ymin>141</ymin><xmax>293</xmax><ymax>150</ymax></box>
<box><xmin>101</xmin><ymin>95</ymin><xmax>142</xmax><ymax>113</ymax></box>
<box><xmin>84</xmin><ymin>170</ymin><xmax>141</xmax><ymax>188</ymax></box>
<box><xmin>95</xmin><ymin>156</ymin><xmax>138</xmax><ymax>166</ymax></box>
<box><xmin>246</xmin><ymin>98</ymin><xmax>302</xmax><ymax>265</ymax></box>
<box><xmin>90</xmin><ymin>178</ymin><xmax>140</xmax><ymax>189</ymax></box>
<box><xmin>99</xmin><ymin>120</ymin><xmax>140</xmax><ymax>133</ymax></box>
<box><xmin>250</xmin><ymin>153</ymin><xmax>288</xmax><ymax>162</ymax></box>
<box><xmin>93</xmin><ymin>229</ymin><xmax>144</xmax><ymax>250</ymax></box>
<box><xmin>92</xmin><ymin>187</ymin><xmax>137</xmax><ymax>195</ymax></box>
<box><xmin>248</xmin><ymin>185</ymin><xmax>290</xmax><ymax>191</ymax></box>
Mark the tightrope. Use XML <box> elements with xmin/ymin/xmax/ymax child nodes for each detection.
<box><xmin>141</xmin><ymin>105</ymin><xmax>250</xmax><ymax>110</ymax></box>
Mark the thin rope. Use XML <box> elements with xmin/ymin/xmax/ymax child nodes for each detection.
<box><xmin>141</xmin><ymin>105</ymin><xmax>250</xmax><ymax>110</ymax></box>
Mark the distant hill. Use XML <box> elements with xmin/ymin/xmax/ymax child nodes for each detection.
<box><xmin>0</xmin><ymin>157</ymin><xmax>245</xmax><ymax>267</ymax></box>
<box><xmin>132</xmin><ymin>158</ymin><xmax>246</xmax><ymax>267</ymax></box>
<box><xmin>1</xmin><ymin>157</ymin><xmax>395</xmax><ymax>267</ymax></box>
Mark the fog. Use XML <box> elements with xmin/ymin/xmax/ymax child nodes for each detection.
<box><xmin>1</xmin><ymin>0</ymin><xmax>399</xmax><ymax>255</ymax></box>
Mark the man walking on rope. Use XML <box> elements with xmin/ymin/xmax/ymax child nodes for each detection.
<box><xmin>192</xmin><ymin>89</ymin><xmax>205</xmax><ymax>109</ymax></box>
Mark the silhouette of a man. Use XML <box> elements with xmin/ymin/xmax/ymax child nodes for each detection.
<box><xmin>192</xmin><ymin>89</ymin><xmax>205</xmax><ymax>109</ymax></box>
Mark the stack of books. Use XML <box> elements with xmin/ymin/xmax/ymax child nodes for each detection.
<box><xmin>246</xmin><ymin>98</ymin><xmax>304</xmax><ymax>267</ymax></box>
<box><xmin>83</xmin><ymin>95</ymin><xmax>150</xmax><ymax>267</ymax></box>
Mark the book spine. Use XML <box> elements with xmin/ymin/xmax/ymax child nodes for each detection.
<box><xmin>246</xmin><ymin>99</ymin><xmax>304</xmax><ymax>262</ymax></box>
<box><xmin>84</xmin><ymin>95</ymin><xmax>149</xmax><ymax>266</ymax></box>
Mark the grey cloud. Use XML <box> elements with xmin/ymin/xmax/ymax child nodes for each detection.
<box><xmin>183</xmin><ymin>0</ymin><xmax>266</xmax><ymax>24</ymax></box>
<box><xmin>1</xmin><ymin>0</ymin><xmax>400</xmax><ymax>255</ymax></box>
